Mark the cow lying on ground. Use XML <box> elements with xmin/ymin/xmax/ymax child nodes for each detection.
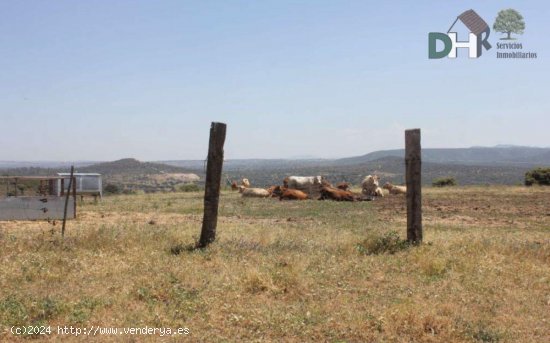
<box><xmin>362</xmin><ymin>175</ymin><xmax>384</xmax><ymax>197</ymax></box>
<box><xmin>318</xmin><ymin>186</ymin><xmax>360</xmax><ymax>201</ymax></box>
<box><xmin>240</xmin><ymin>187</ymin><xmax>270</xmax><ymax>198</ymax></box>
<box><xmin>336</xmin><ymin>182</ymin><xmax>350</xmax><ymax>191</ymax></box>
<box><xmin>266</xmin><ymin>185</ymin><xmax>285</xmax><ymax>198</ymax></box>
<box><xmin>383</xmin><ymin>182</ymin><xmax>406</xmax><ymax>195</ymax></box>
<box><xmin>279</xmin><ymin>188</ymin><xmax>308</xmax><ymax>201</ymax></box>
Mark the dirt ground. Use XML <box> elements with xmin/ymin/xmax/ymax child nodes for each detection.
<box><xmin>375</xmin><ymin>186</ymin><xmax>549</xmax><ymax>230</ymax></box>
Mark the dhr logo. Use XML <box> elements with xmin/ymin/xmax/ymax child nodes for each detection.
<box><xmin>429</xmin><ymin>9</ymin><xmax>492</xmax><ymax>59</ymax></box>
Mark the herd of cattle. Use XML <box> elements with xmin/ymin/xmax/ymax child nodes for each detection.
<box><xmin>229</xmin><ymin>175</ymin><xmax>406</xmax><ymax>202</ymax></box>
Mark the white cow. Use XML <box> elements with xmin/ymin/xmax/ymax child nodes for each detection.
<box><xmin>383</xmin><ymin>182</ymin><xmax>407</xmax><ymax>195</ymax></box>
<box><xmin>362</xmin><ymin>175</ymin><xmax>384</xmax><ymax>197</ymax></box>
<box><xmin>284</xmin><ymin>176</ymin><xmax>323</xmax><ymax>189</ymax></box>
<box><xmin>240</xmin><ymin>187</ymin><xmax>270</xmax><ymax>198</ymax></box>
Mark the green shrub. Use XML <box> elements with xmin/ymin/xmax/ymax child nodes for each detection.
<box><xmin>432</xmin><ymin>177</ymin><xmax>457</xmax><ymax>187</ymax></box>
<box><xmin>465</xmin><ymin>321</ymin><xmax>502</xmax><ymax>343</ymax></box>
<box><xmin>177</xmin><ymin>183</ymin><xmax>200</xmax><ymax>192</ymax></box>
<box><xmin>357</xmin><ymin>231</ymin><xmax>410</xmax><ymax>255</ymax></box>
<box><xmin>104</xmin><ymin>183</ymin><xmax>121</xmax><ymax>195</ymax></box>
<box><xmin>0</xmin><ymin>295</ymin><xmax>27</xmax><ymax>326</ymax></box>
<box><xmin>524</xmin><ymin>167</ymin><xmax>550</xmax><ymax>186</ymax></box>
<box><xmin>169</xmin><ymin>243</ymin><xmax>195</xmax><ymax>255</ymax></box>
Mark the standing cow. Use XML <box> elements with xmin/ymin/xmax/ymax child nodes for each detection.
<box><xmin>284</xmin><ymin>176</ymin><xmax>323</xmax><ymax>188</ymax></box>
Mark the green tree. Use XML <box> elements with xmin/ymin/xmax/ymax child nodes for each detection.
<box><xmin>493</xmin><ymin>9</ymin><xmax>525</xmax><ymax>40</ymax></box>
<box><xmin>524</xmin><ymin>167</ymin><xmax>550</xmax><ymax>186</ymax></box>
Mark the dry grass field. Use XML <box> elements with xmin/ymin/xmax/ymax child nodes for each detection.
<box><xmin>1</xmin><ymin>186</ymin><xmax>549</xmax><ymax>342</ymax></box>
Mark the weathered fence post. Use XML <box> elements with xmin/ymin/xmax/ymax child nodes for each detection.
<box><xmin>72</xmin><ymin>174</ymin><xmax>77</xmax><ymax>218</ymax></box>
<box><xmin>198</xmin><ymin>122</ymin><xmax>227</xmax><ymax>248</ymax></box>
<box><xmin>61</xmin><ymin>165</ymin><xmax>74</xmax><ymax>238</ymax></box>
<box><xmin>405</xmin><ymin>129</ymin><xmax>422</xmax><ymax>244</ymax></box>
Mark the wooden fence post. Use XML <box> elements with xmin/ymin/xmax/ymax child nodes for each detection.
<box><xmin>198</xmin><ymin>122</ymin><xmax>227</xmax><ymax>248</ymax></box>
<box><xmin>405</xmin><ymin>129</ymin><xmax>422</xmax><ymax>244</ymax></box>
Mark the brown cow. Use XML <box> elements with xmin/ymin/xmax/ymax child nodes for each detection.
<box><xmin>318</xmin><ymin>186</ymin><xmax>360</xmax><ymax>202</ymax></box>
<box><xmin>336</xmin><ymin>182</ymin><xmax>350</xmax><ymax>191</ymax></box>
<box><xmin>231</xmin><ymin>181</ymin><xmax>238</xmax><ymax>191</ymax></box>
<box><xmin>266</xmin><ymin>185</ymin><xmax>285</xmax><ymax>198</ymax></box>
<box><xmin>283</xmin><ymin>177</ymin><xmax>290</xmax><ymax>188</ymax></box>
<box><xmin>279</xmin><ymin>188</ymin><xmax>308</xmax><ymax>201</ymax></box>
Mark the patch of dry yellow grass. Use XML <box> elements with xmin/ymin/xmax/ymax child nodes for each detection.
<box><xmin>0</xmin><ymin>187</ymin><xmax>549</xmax><ymax>342</ymax></box>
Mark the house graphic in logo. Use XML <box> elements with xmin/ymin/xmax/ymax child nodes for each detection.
<box><xmin>429</xmin><ymin>9</ymin><xmax>492</xmax><ymax>59</ymax></box>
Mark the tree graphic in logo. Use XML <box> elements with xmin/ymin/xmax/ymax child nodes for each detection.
<box><xmin>493</xmin><ymin>9</ymin><xmax>525</xmax><ymax>40</ymax></box>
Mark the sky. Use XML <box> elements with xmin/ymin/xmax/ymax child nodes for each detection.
<box><xmin>0</xmin><ymin>0</ymin><xmax>548</xmax><ymax>161</ymax></box>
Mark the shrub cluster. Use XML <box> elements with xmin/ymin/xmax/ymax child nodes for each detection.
<box><xmin>525</xmin><ymin>167</ymin><xmax>550</xmax><ymax>186</ymax></box>
<box><xmin>103</xmin><ymin>183</ymin><xmax>121</xmax><ymax>195</ymax></box>
<box><xmin>432</xmin><ymin>177</ymin><xmax>457</xmax><ymax>187</ymax></box>
<box><xmin>357</xmin><ymin>231</ymin><xmax>410</xmax><ymax>255</ymax></box>
<box><xmin>177</xmin><ymin>183</ymin><xmax>200</xmax><ymax>192</ymax></box>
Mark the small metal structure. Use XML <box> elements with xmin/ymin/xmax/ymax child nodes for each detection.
<box><xmin>55</xmin><ymin>173</ymin><xmax>102</xmax><ymax>200</ymax></box>
<box><xmin>0</xmin><ymin>176</ymin><xmax>77</xmax><ymax>221</ymax></box>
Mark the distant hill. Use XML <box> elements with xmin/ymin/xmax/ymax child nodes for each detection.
<box><xmin>2</xmin><ymin>146</ymin><xmax>548</xmax><ymax>189</ymax></box>
<box><xmin>78</xmin><ymin>158</ymin><xmax>195</xmax><ymax>175</ymax></box>
<box><xmin>0</xmin><ymin>159</ymin><xmax>201</xmax><ymax>194</ymax></box>
<box><xmin>162</xmin><ymin>158</ymin><xmax>331</xmax><ymax>171</ymax></box>
<box><xmin>0</xmin><ymin>158</ymin><xmax>194</xmax><ymax>176</ymax></box>
<box><xmin>76</xmin><ymin>159</ymin><xmax>202</xmax><ymax>193</ymax></box>
<box><xmin>336</xmin><ymin>146</ymin><xmax>550</xmax><ymax>166</ymax></box>
<box><xmin>216</xmin><ymin>156</ymin><xmax>531</xmax><ymax>187</ymax></box>
<box><xmin>162</xmin><ymin>146</ymin><xmax>550</xmax><ymax>172</ymax></box>
<box><xmin>0</xmin><ymin>161</ymin><xmax>96</xmax><ymax>170</ymax></box>
<box><xmin>160</xmin><ymin>146</ymin><xmax>549</xmax><ymax>186</ymax></box>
